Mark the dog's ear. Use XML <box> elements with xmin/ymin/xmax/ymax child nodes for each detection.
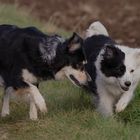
<box><xmin>103</xmin><ymin>44</ymin><xmax>114</xmax><ymax>59</ymax></box>
<box><xmin>67</xmin><ymin>32</ymin><xmax>83</xmax><ymax>53</ymax></box>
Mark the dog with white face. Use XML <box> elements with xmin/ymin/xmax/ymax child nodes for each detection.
<box><xmin>84</xmin><ymin>21</ymin><xmax>140</xmax><ymax>117</ymax></box>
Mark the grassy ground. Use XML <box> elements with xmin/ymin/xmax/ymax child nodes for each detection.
<box><xmin>0</xmin><ymin>4</ymin><xmax>69</xmax><ymax>36</ymax></box>
<box><xmin>0</xmin><ymin>4</ymin><xmax>140</xmax><ymax>140</ymax></box>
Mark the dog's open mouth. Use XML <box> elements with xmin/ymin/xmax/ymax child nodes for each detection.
<box><xmin>120</xmin><ymin>85</ymin><xmax>129</xmax><ymax>91</ymax></box>
<box><xmin>69</xmin><ymin>74</ymin><xmax>81</xmax><ymax>87</ymax></box>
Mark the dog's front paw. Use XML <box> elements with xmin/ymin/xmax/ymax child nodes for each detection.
<box><xmin>115</xmin><ymin>101</ymin><xmax>127</xmax><ymax>113</ymax></box>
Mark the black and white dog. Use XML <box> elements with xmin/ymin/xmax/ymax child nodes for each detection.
<box><xmin>84</xmin><ymin>22</ymin><xmax>140</xmax><ymax>117</ymax></box>
<box><xmin>0</xmin><ymin>25</ymin><xmax>87</xmax><ymax>120</ymax></box>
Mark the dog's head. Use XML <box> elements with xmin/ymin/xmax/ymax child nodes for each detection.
<box><xmin>54</xmin><ymin>33</ymin><xmax>88</xmax><ymax>87</ymax></box>
<box><xmin>84</xmin><ymin>21</ymin><xmax>140</xmax><ymax>93</ymax></box>
<box><xmin>88</xmin><ymin>39</ymin><xmax>140</xmax><ymax>92</ymax></box>
<box><xmin>100</xmin><ymin>44</ymin><xmax>126</xmax><ymax>78</ymax></box>
<box><xmin>115</xmin><ymin>46</ymin><xmax>140</xmax><ymax>91</ymax></box>
<box><xmin>25</xmin><ymin>32</ymin><xmax>87</xmax><ymax>87</ymax></box>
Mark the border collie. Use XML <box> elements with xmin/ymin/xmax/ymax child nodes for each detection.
<box><xmin>0</xmin><ymin>25</ymin><xmax>87</xmax><ymax>120</ymax></box>
<box><xmin>84</xmin><ymin>22</ymin><xmax>140</xmax><ymax>117</ymax></box>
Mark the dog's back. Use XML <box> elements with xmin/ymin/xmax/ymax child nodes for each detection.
<box><xmin>0</xmin><ymin>24</ymin><xmax>46</xmax><ymax>37</ymax></box>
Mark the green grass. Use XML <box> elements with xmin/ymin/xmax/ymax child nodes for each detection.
<box><xmin>0</xmin><ymin>3</ymin><xmax>140</xmax><ymax>140</ymax></box>
<box><xmin>0</xmin><ymin>4</ymin><xmax>70</xmax><ymax>36</ymax></box>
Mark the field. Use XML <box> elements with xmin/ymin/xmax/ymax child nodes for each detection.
<box><xmin>0</xmin><ymin>3</ymin><xmax>140</xmax><ymax>140</ymax></box>
<box><xmin>1</xmin><ymin>0</ymin><xmax>140</xmax><ymax>46</ymax></box>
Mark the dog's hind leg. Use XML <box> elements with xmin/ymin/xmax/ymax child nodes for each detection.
<box><xmin>28</xmin><ymin>83</ymin><xmax>47</xmax><ymax>120</ymax></box>
<box><xmin>1</xmin><ymin>87</ymin><xmax>13</xmax><ymax>117</ymax></box>
<box><xmin>15</xmin><ymin>83</ymin><xmax>47</xmax><ymax>120</ymax></box>
<box><xmin>29</xmin><ymin>99</ymin><xmax>38</xmax><ymax>120</ymax></box>
<box><xmin>27</xmin><ymin>83</ymin><xmax>47</xmax><ymax>114</ymax></box>
<box><xmin>1</xmin><ymin>83</ymin><xmax>47</xmax><ymax>120</ymax></box>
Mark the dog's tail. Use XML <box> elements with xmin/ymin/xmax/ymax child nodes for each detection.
<box><xmin>85</xmin><ymin>21</ymin><xmax>109</xmax><ymax>38</ymax></box>
<box><xmin>29</xmin><ymin>83</ymin><xmax>47</xmax><ymax>113</ymax></box>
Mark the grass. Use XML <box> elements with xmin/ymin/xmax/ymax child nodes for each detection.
<box><xmin>0</xmin><ymin>4</ymin><xmax>70</xmax><ymax>36</ymax></box>
<box><xmin>0</xmin><ymin>3</ymin><xmax>140</xmax><ymax>140</ymax></box>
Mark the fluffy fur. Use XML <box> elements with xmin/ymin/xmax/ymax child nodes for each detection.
<box><xmin>85</xmin><ymin>21</ymin><xmax>109</xmax><ymax>38</ymax></box>
<box><xmin>84</xmin><ymin>22</ymin><xmax>140</xmax><ymax>117</ymax></box>
<box><xmin>0</xmin><ymin>25</ymin><xmax>87</xmax><ymax>120</ymax></box>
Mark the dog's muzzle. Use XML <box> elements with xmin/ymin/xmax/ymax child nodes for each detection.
<box><xmin>120</xmin><ymin>85</ymin><xmax>129</xmax><ymax>91</ymax></box>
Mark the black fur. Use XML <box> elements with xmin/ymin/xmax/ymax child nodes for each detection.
<box><xmin>101</xmin><ymin>45</ymin><xmax>125</xmax><ymax>77</ymax></box>
<box><xmin>0</xmin><ymin>24</ymin><xmax>84</xmax><ymax>90</ymax></box>
<box><xmin>83</xmin><ymin>35</ymin><xmax>126</xmax><ymax>94</ymax></box>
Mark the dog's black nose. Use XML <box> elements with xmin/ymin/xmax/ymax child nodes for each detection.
<box><xmin>125</xmin><ymin>81</ymin><xmax>131</xmax><ymax>87</ymax></box>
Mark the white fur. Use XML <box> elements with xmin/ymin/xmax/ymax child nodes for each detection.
<box><xmin>85</xmin><ymin>22</ymin><xmax>140</xmax><ymax>116</ymax></box>
<box><xmin>0</xmin><ymin>76</ymin><xmax>4</xmax><ymax>86</ymax></box>
<box><xmin>62</xmin><ymin>66</ymin><xmax>88</xmax><ymax>86</ymax></box>
<box><xmin>54</xmin><ymin>59</ymin><xmax>90</xmax><ymax>87</ymax></box>
<box><xmin>69</xmin><ymin>44</ymin><xmax>81</xmax><ymax>52</ymax></box>
<box><xmin>115</xmin><ymin>46</ymin><xmax>140</xmax><ymax>112</ymax></box>
<box><xmin>22</xmin><ymin>69</ymin><xmax>37</xmax><ymax>84</ymax></box>
<box><xmin>85</xmin><ymin>21</ymin><xmax>109</xmax><ymax>38</ymax></box>
<box><xmin>54</xmin><ymin>69</ymin><xmax>66</xmax><ymax>80</ymax></box>
<box><xmin>28</xmin><ymin>83</ymin><xmax>47</xmax><ymax>114</ymax></box>
<box><xmin>94</xmin><ymin>45</ymin><xmax>140</xmax><ymax>116</ymax></box>
<box><xmin>1</xmin><ymin>87</ymin><xmax>12</xmax><ymax>117</ymax></box>
<box><xmin>29</xmin><ymin>100</ymin><xmax>38</xmax><ymax>120</ymax></box>
<box><xmin>39</xmin><ymin>43</ymin><xmax>56</xmax><ymax>63</ymax></box>
<box><xmin>1</xmin><ymin>83</ymin><xmax>47</xmax><ymax>120</ymax></box>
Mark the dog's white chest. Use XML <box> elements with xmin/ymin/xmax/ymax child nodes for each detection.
<box><xmin>96</xmin><ymin>76</ymin><xmax>122</xmax><ymax>97</ymax></box>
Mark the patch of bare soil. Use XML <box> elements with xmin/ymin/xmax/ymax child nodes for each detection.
<box><xmin>0</xmin><ymin>0</ymin><xmax>140</xmax><ymax>46</ymax></box>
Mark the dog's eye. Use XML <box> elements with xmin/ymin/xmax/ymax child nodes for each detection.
<box><xmin>130</xmin><ymin>69</ymin><xmax>134</xmax><ymax>73</ymax></box>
